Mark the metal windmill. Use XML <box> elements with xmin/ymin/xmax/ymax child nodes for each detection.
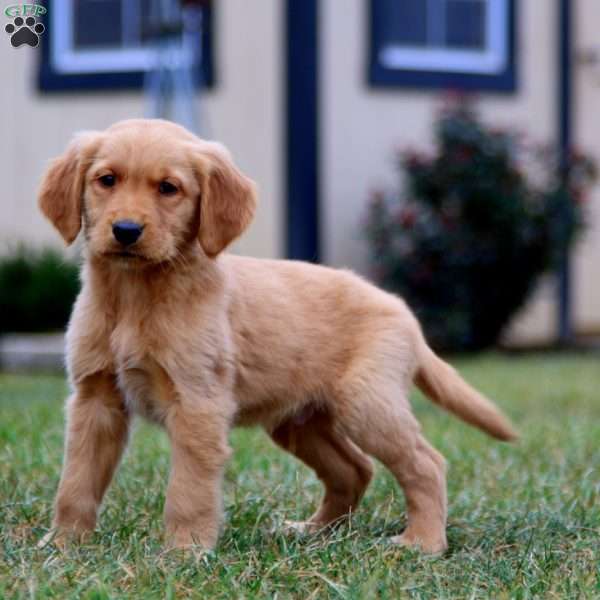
<box><xmin>143</xmin><ymin>0</ymin><xmax>209</xmax><ymax>134</ymax></box>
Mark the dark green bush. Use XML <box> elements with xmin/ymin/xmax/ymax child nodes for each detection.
<box><xmin>365</xmin><ymin>99</ymin><xmax>597</xmax><ymax>351</ymax></box>
<box><xmin>0</xmin><ymin>247</ymin><xmax>79</xmax><ymax>333</ymax></box>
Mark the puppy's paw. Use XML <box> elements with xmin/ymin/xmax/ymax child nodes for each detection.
<box><xmin>162</xmin><ymin>543</ymin><xmax>211</xmax><ymax>561</ymax></box>
<box><xmin>389</xmin><ymin>532</ymin><xmax>447</xmax><ymax>555</ymax></box>
<box><xmin>164</xmin><ymin>528</ymin><xmax>216</xmax><ymax>555</ymax></box>
<box><xmin>37</xmin><ymin>527</ymin><xmax>92</xmax><ymax>551</ymax></box>
<box><xmin>282</xmin><ymin>519</ymin><xmax>325</xmax><ymax>535</ymax></box>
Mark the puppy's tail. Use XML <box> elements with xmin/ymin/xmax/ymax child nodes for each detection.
<box><xmin>415</xmin><ymin>344</ymin><xmax>517</xmax><ymax>441</ymax></box>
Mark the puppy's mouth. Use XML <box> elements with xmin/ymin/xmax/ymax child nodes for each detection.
<box><xmin>104</xmin><ymin>250</ymin><xmax>146</xmax><ymax>261</ymax></box>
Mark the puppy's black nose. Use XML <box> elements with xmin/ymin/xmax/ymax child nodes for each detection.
<box><xmin>112</xmin><ymin>220</ymin><xmax>144</xmax><ymax>246</ymax></box>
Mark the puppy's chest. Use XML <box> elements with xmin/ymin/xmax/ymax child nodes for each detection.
<box><xmin>117</xmin><ymin>358</ymin><xmax>174</xmax><ymax>423</ymax></box>
<box><xmin>110</xmin><ymin>320</ymin><xmax>176</xmax><ymax>423</ymax></box>
<box><xmin>108</xmin><ymin>317</ymin><xmax>223</xmax><ymax>423</ymax></box>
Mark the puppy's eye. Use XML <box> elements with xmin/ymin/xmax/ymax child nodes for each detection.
<box><xmin>98</xmin><ymin>174</ymin><xmax>116</xmax><ymax>188</ymax></box>
<box><xmin>159</xmin><ymin>181</ymin><xmax>178</xmax><ymax>196</ymax></box>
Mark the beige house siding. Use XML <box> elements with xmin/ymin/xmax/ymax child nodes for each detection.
<box><xmin>0</xmin><ymin>0</ymin><xmax>283</xmax><ymax>259</ymax></box>
<box><xmin>573</xmin><ymin>0</ymin><xmax>600</xmax><ymax>333</ymax></box>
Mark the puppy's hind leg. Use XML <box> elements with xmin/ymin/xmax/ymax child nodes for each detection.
<box><xmin>270</xmin><ymin>409</ymin><xmax>374</xmax><ymax>532</ymax></box>
<box><xmin>335</xmin><ymin>374</ymin><xmax>448</xmax><ymax>554</ymax></box>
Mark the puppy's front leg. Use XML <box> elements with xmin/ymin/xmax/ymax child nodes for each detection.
<box><xmin>163</xmin><ymin>401</ymin><xmax>233</xmax><ymax>550</ymax></box>
<box><xmin>43</xmin><ymin>373</ymin><xmax>129</xmax><ymax>547</ymax></box>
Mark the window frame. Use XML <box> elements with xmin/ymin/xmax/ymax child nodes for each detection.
<box><xmin>368</xmin><ymin>0</ymin><xmax>516</xmax><ymax>92</ymax></box>
<box><xmin>38</xmin><ymin>0</ymin><xmax>214</xmax><ymax>92</ymax></box>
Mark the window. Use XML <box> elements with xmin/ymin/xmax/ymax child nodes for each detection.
<box><xmin>369</xmin><ymin>0</ymin><xmax>516</xmax><ymax>91</ymax></box>
<box><xmin>39</xmin><ymin>0</ymin><xmax>214</xmax><ymax>91</ymax></box>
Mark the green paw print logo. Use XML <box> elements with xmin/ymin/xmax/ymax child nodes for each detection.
<box><xmin>4</xmin><ymin>3</ymin><xmax>46</xmax><ymax>48</ymax></box>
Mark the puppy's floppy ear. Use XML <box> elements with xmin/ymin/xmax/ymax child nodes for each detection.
<box><xmin>38</xmin><ymin>131</ymin><xmax>102</xmax><ymax>245</ymax></box>
<box><xmin>190</xmin><ymin>141</ymin><xmax>257</xmax><ymax>257</ymax></box>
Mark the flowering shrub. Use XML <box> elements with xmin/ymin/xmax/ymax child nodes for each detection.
<box><xmin>365</xmin><ymin>100</ymin><xmax>596</xmax><ymax>351</ymax></box>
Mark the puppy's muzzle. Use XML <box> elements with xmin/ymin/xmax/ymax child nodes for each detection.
<box><xmin>112</xmin><ymin>220</ymin><xmax>144</xmax><ymax>246</ymax></box>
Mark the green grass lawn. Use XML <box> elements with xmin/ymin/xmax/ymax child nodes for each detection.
<box><xmin>1</xmin><ymin>354</ymin><xmax>599</xmax><ymax>599</ymax></box>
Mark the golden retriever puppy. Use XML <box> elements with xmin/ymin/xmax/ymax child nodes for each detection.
<box><xmin>38</xmin><ymin>119</ymin><xmax>516</xmax><ymax>554</ymax></box>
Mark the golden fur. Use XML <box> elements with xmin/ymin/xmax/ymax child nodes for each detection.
<box><xmin>38</xmin><ymin>119</ymin><xmax>516</xmax><ymax>554</ymax></box>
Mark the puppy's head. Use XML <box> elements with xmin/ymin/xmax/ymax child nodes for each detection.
<box><xmin>38</xmin><ymin>119</ymin><xmax>257</xmax><ymax>265</ymax></box>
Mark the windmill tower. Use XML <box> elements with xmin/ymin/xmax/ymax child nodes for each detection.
<box><xmin>143</xmin><ymin>0</ymin><xmax>208</xmax><ymax>134</ymax></box>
